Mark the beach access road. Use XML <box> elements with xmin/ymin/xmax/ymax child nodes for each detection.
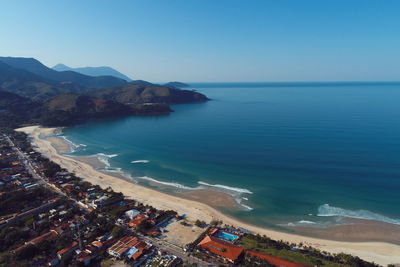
<box><xmin>4</xmin><ymin>134</ymin><xmax>90</xmax><ymax>213</ymax></box>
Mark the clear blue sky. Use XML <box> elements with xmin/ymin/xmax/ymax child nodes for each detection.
<box><xmin>1</xmin><ymin>0</ymin><xmax>399</xmax><ymax>82</ymax></box>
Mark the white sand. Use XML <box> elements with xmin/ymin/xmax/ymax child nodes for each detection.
<box><xmin>17</xmin><ymin>125</ymin><xmax>400</xmax><ymax>265</ymax></box>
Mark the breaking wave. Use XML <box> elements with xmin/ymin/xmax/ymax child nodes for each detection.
<box><xmin>198</xmin><ymin>181</ymin><xmax>253</xmax><ymax>194</ymax></box>
<box><xmin>285</xmin><ymin>220</ymin><xmax>318</xmax><ymax>227</ymax></box>
<box><xmin>298</xmin><ymin>220</ymin><xmax>316</xmax><ymax>224</ymax></box>
<box><xmin>317</xmin><ymin>204</ymin><xmax>400</xmax><ymax>225</ymax></box>
<box><xmin>133</xmin><ymin>177</ymin><xmax>254</xmax><ymax>211</ymax></box>
<box><xmin>131</xmin><ymin>160</ymin><xmax>150</xmax><ymax>164</ymax></box>
<box><xmin>239</xmin><ymin>202</ymin><xmax>254</xmax><ymax>211</ymax></box>
<box><xmin>136</xmin><ymin>176</ymin><xmax>198</xmax><ymax>190</ymax></box>
<box><xmin>282</xmin><ymin>219</ymin><xmax>337</xmax><ymax>228</ymax></box>
<box><xmin>59</xmin><ymin>136</ymin><xmax>87</xmax><ymax>153</ymax></box>
<box><xmin>95</xmin><ymin>153</ymin><xmax>118</xmax><ymax>168</ymax></box>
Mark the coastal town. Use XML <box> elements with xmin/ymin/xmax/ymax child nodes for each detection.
<box><xmin>0</xmin><ymin>128</ymin><xmax>383</xmax><ymax>267</ymax></box>
<box><xmin>2</xmin><ymin>1</ymin><xmax>400</xmax><ymax>265</ymax></box>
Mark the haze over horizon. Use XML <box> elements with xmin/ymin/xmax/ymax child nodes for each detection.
<box><xmin>1</xmin><ymin>0</ymin><xmax>400</xmax><ymax>82</ymax></box>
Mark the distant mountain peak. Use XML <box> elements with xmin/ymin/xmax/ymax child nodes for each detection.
<box><xmin>52</xmin><ymin>63</ymin><xmax>71</xmax><ymax>71</ymax></box>
<box><xmin>52</xmin><ymin>63</ymin><xmax>132</xmax><ymax>82</ymax></box>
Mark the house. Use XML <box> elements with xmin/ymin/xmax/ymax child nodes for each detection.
<box><xmin>107</xmin><ymin>236</ymin><xmax>151</xmax><ymax>259</ymax></box>
<box><xmin>125</xmin><ymin>238</ymin><xmax>152</xmax><ymax>260</ymax></box>
<box><xmin>75</xmin><ymin>240</ymin><xmax>104</xmax><ymax>265</ymax></box>
<box><xmin>76</xmin><ymin>251</ymin><xmax>95</xmax><ymax>265</ymax></box>
<box><xmin>108</xmin><ymin>236</ymin><xmax>139</xmax><ymax>258</ymax></box>
<box><xmin>28</xmin><ymin>230</ymin><xmax>59</xmax><ymax>246</ymax></box>
<box><xmin>125</xmin><ymin>209</ymin><xmax>140</xmax><ymax>220</ymax></box>
<box><xmin>197</xmin><ymin>235</ymin><xmax>244</xmax><ymax>263</ymax></box>
<box><xmin>11</xmin><ymin>230</ymin><xmax>59</xmax><ymax>254</ymax></box>
<box><xmin>57</xmin><ymin>241</ymin><xmax>78</xmax><ymax>260</ymax></box>
<box><xmin>127</xmin><ymin>214</ymin><xmax>146</xmax><ymax>228</ymax></box>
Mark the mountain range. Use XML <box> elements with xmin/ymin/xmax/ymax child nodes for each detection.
<box><xmin>0</xmin><ymin>56</ymin><xmax>208</xmax><ymax>128</ymax></box>
<box><xmin>52</xmin><ymin>63</ymin><xmax>133</xmax><ymax>82</ymax></box>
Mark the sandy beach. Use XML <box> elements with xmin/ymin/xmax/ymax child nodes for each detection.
<box><xmin>17</xmin><ymin>125</ymin><xmax>400</xmax><ymax>265</ymax></box>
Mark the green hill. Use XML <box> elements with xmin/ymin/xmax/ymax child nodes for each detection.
<box><xmin>0</xmin><ymin>61</ymin><xmax>85</xmax><ymax>100</ymax></box>
<box><xmin>91</xmin><ymin>83</ymin><xmax>208</xmax><ymax>105</ymax></box>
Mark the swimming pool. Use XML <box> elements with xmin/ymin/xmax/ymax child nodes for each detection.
<box><xmin>214</xmin><ymin>230</ymin><xmax>239</xmax><ymax>242</ymax></box>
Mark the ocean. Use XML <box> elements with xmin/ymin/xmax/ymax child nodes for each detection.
<box><xmin>60</xmin><ymin>82</ymin><xmax>400</xmax><ymax>229</ymax></box>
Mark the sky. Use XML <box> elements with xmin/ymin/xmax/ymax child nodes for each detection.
<box><xmin>1</xmin><ymin>0</ymin><xmax>400</xmax><ymax>82</ymax></box>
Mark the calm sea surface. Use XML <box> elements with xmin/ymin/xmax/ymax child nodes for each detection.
<box><xmin>62</xmin><ymin>82</ymin><xmax>400</xmax><ymax>228</ymax></box>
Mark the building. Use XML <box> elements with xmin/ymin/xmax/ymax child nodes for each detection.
<box><xmin>125</xmin><ymin>209</ymin><xmax>140</xmax><ymax>220</ymax></box>
<box><xmin>127</xmin><ymin>214</ymin><xmax>146</xmax><ymax>228</ymax></box>
<box><xmin>197</xmin><ymin>235</ymin><xmax>244</xmax><ymax>263</ymax></box>
<box><xmin>57</xmin><ymin>241</ymin><xmax>78</xmax><ymax>260</ymax></box>
<box><xmin>11</xmin><ymin>230</ymin><xmax>59</xmax><ymax>254</ymax></box>
<box><xmin>107</xmin><ymin>236</ymin><xmax>151</xmax><ymax>260</ymax></box>
<box><xmin>246</xmin><ymin>250</ymin><xmax>309</xmax><ymax>267</ymax></box>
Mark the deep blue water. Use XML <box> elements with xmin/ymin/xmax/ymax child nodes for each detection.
<box><xmin>62</xmin><ymin>82</ymin><xmax>400</xmax><ymax>228</ymax></box>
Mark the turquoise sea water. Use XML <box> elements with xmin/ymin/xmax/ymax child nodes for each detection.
<box><xmin>62</xmin><ymin>82</ymin><xmax>400</xmax><ymax>229</ymax></box>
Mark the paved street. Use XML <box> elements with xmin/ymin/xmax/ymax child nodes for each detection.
<box><xmin>5</xmin><ymin>134</ymin><xmax>213</xmax><ymax>266</ymax></box>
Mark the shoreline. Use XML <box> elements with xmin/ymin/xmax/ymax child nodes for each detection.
<box><xmin>17</xmin><ymin>125</ymin><xmax>400</xmax><ymax>265</ymax></box>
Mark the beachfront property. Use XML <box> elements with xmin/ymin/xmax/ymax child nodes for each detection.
<box><xmin>245</xmin><ymin>250</ymin><xmax>309</xmax><ymax>267</ymax></box>
<box><xmin>197</xmin><ymin>234</ymin><xmax>245</xmax><ymax>264</ymax></box>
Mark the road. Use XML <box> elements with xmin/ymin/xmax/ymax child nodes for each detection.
<box><xmin>5</xmin><ymin>134</ymin><xmax>213</xmax><ymax>266</ymax></box>
<box><xmin>4</xmin><ymin>134</ymin><xmax>90</xmax><ymax>213</ymax></box>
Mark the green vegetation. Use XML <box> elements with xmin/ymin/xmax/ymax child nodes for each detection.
<box><xmin>0</xmin><ymin>56</ymin><xmax>126</xmax><ymax>96</ymax></box>
<box><xmin>239</xmin><ymin>234</ymin><xmax>379</xmax><ymax>267</ymax></box>
<box><xmin>163</xmin><ymin>81</ymin><xmax>190</xmax><ymax>88</ymax></box>
<box><xmin>0</xmin><ymin>187</ymin><xmax>55</xmax><ymax>216</ymax></box>
<box><xmin>91</xmin><ymin>83</ymin><xmax>209</xmax><ymax>105</ymax></box>
<box><xmin>194</xmin><ymin>219</ymin><xmax>207</xmax><ymax>228</ymax></box>
<box><xmin>0</xmin><ymin>57</ymin><xmax>208</xmax><ymax>128</ymax></box>
<box><xmin>111</xmin><ymin>225</ymin><xmax>124</xmax><ymax>238</ymax></box>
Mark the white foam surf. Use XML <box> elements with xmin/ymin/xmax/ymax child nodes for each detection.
<box><xmin>58</xmin><ymin>136</ymin><xmax>87</xmax><ymax>153</ymax></box>
<box><xmin>131</xmin><ymin>160</ymin><xmax>150</xmax><ymax>164</ymax></box>
<box><xmin>298</xmin><ymin>220</ymin><xmax>316</xmax><ymax>224</ymax></box>
<box><xmin>282</xmin><ymin>219</ymin><xmax>334</xmax><ymax>228</ymax></box>
<box><xmin>240</xmin><ymin>203</ymin><xmax>254</xmax><ymax>211</ymax></box>
<box><xmin>198</xmin><ymin>181</ymin><xmax>253</xmax><ymax>194</ymax></box>
<box><xmin>136</xmin><ymin>176</ymin><xmax>198</xmax><ymax>190</ymax></box>
<box><xmin>317</xmin><ymin>204</ymin><xmax>400</xmax><ymax>225</ymax></box>
<box><xmin>95</xmin><ymin>153</ymin><xmax>119</xmax><ymax>167</ymax></box>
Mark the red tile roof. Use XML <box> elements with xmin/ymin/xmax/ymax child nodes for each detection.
<box><xmin>91</xmin><ymin>240</ymin><xmax>103</xmax><ymax>248</ymax></box>
<box><xmin>209</xmin><ymin>228</ymin><xmax>219</xmax><ymax>235</ymax></box>
<box><xmin>12</xmin><ymin>230</ymin><xmax>59</xmax><ymax>254</ymax></box>
<box><xmin>108</xmin><ymin>236</ymin><xmax>140</xmax><ymax>257</ymax></box>
<box><xmin>29</xmin><ymin>230</ymin><xmax>59</xmax><ymax>245</ymax></box>
<box><xmin>246</xmin><ymin>250</ymin><xmax>310</xmax><ymax>267</ymax></box>
<box><xmin>127</xmin><ymin>214</ymin><xmax>146</xmax><ymax>228</ymax></box>
<box><xmin>198</xmin><ymin>235</ymin><xmax>244</xmax><ymax>262</ymax></box>
<box><xmin>57</xmin><ymin>241</ymin><xmax>78</xmax><ymax>256</ymax></box>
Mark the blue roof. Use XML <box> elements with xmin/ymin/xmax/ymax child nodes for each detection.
<box><xmin>125</xmin><ymin>247</ymin><xmax>138</xmax><ymax>258</ymax></box>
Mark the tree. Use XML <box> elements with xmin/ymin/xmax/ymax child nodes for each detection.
<box><xmin>39</xmin><ymin>240</ymin><xmax>52</xmax><ymax>253</ymax></box>
<box><xmin>194</xmin><ymin>220</ymin><xmax>207</xmax><ymax>228</ymax></box>
<box><xmin>14</xmin><ymin>245</ymin><xmax>39</xmax><ymax>260</ymax></box>
<box><xmin>111</xmin><ymin>226</ymin><xmax>124</xmax><ymax>238</ymax></box>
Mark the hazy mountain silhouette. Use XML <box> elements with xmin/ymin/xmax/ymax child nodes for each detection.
<box><xmin>53</xmin><ymin>63</ymin><xmax>132</xmax><ymax>81</ymax></box>
<box><xmin>0</xmin><ymin>57</ymin><xmax>127</xmax><ymax>89</ymax></box>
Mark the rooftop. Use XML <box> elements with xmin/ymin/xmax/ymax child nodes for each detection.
<box><xmin>197</xmin><ymin>235</ymin><xmax>244</xmax><ymax>262</ymax></box>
